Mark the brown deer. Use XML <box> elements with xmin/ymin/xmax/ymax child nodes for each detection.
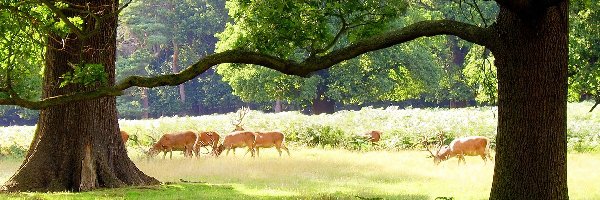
<box><xmin>253</xmin><ymin>131</ymin><xmax>290</xmax><ymax>157</ymax></box>
<box><xmin>361</xmin><ymin>130</ymin><xmax>382</xmax><ymax>143</ymax></box>
<box><xmin>215</xmin><ymin>131</ymin><xmax>256</xmax><ymax>157</ymax></box>
<box><xmin>147</xmin><ymin>131</ymin><xmax>198</xmax><ymax>159</ymax></box>
<box><xmin>120</xmin><ymin>131</ymin><xmax>129</xmax><ymax>144</ymax></box>
<box><xmin>193</xmin><ymin>131</ymin><xmax>221</xmax><ymax>156</ymax></box>
<box><xmin>423</xmin><ymin>133</ymin><xmax>492</xmax><ymax>165</ymax></box>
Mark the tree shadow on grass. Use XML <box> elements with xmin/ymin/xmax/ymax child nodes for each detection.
<box><xmin>0</xmin><ymin>182</ymin><xmax>434</xmax><ymax>200</ymax></box>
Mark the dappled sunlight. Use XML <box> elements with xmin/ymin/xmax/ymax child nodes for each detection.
<box><xmin>567</xmin><ymin>153</ymin><xmax>600</xmax><ymax>199</ymax></box>
<box><xmin>0</xmin><ymin>159</ymin><xmax>20</xmax><ymax>184</ymax></box>
<box><xmin>0</xmin><ymin>149</ymin><xmax>597</xmax><ymax>199</ymax></box>
<box><xmin>133</xmin><ymin>148</ymin><xmax>496</xmax><ymax>199</ymax></box>
<box><xmin>226</xmin><ymin>183</ymin><xmax>300</xmax><ymax>198</ymax></box>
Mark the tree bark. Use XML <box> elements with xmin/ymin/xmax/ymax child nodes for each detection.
<box><xmin>274</xmin><ymin>99</ymin><xmax>283</xmax><ymax>113</ymax></box>
<box><xmin>312</xmin><ymin>95</ymin><xmax>335</xmax><ymax>115</ymax></box>
<box><xmin>141</xmin><ymin>87</ymin><xmax>150</xmax><ymax>119</ymax></box>
<box><xmin>172</xmin><ymin>40</ymin><xmax>186</xmax><ymax>105</ymax></box>
<box><xmin>489</xmin><ymin>1</ymin><xmax>568</xmax><ymax>199</ymax></box>
<box><xmin>2</xmin><ymin>0</ymin><xmax>159</xmax><ymax>192</ymax></box>
<box><xmin>312</xmin><ymin>70</ymin><xmax>335</xmax><ymax>115</ymax></box>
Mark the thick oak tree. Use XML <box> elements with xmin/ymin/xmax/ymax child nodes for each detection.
<box><xmin>1</xmin><ymin>0</ymin><xmax>568</xmax><ymax>199</ymax></box>
<box><xmin>1</xmin><ymin>0</ymin><xmax>158</xmax><ymax>191</ymax></box>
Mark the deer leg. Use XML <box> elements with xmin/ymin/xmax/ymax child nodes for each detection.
<box><xmin>276</xmin><ymin>146</ymin><xmax>282</xmax><ymax>157</ymax></box>
<box><xmin>255</xmin><ymin>147</ymin><xmax>260</xmax><ymax>157</ymax></box>
<box><xmin>162</xmin><ymin>151</ymin><xmax>167</xmax><ymax>159</ymax></box>
<box><xmin>282</xmin><ymin>145</ymin><xmax>290</xmax><ymax>156</ymax></box>
<box><xmin>244</xmin><ymin>147</ymin><xmax>254</xmax><ymax>157</ymax></box>
<box><xmin>194</xmin><ymin>145</ymin><xmax>200</xmax><ymax>158</ymax></box>
<box><xmin>249</xmin><ymin>147</ymin><xmax>255</xmax><ymax>158</ymax></box>
<box><xmin>457</xmin><ymin>156</ymin><xmax>461</xmax><ymax>165</ymax></box>
<box><xmin>481</xmin><ymin>154</ymin><xmax>488</xmax><ymax>164</ymax></box>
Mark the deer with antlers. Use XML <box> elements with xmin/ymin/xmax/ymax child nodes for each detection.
<box><xmin>222</xmin><ymin>107</ymin><xmax>291</xmax><ymax>157</ymax></box>
<box><xmin>231</xmin><ymin>106</ymin><xmax>250</xmax><ymax>131</ymax></box>
<box><xmin>423</xmin><ymin>132</ymin><xmax>492</xmax><ymax>165</ymax></box>
<box><xmin>215</xmin><ymin>107</ymin><xmax>256</xmax><ymax>157</ymax></box>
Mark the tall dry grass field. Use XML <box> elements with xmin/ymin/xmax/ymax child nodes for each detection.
<box><xmin>137</xmin><ymin>148</ymin><xmax>494</xmax><ymax>199</ymax></box>
<box><xmin>0</xmin><ymin>146</ymin><xmax>599</xmax><ymax>199</ymax></box>
<box><xmin>131</xmin><ymin>148</ymin><xmax>599</xmax><ymax>199</ymax></box>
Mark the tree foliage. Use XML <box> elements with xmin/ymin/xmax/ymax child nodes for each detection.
<box><xmin>116</xmin><ymin>0</ymin><xmax>237</xmax><ymax>117</ymax></box>
<box><xmin>216</xmin><ymin>0</ymin><xmax>408</xmax><ymax>107</ymax></box>
<box><xmin>463</xmin><ymin>45</ymin><xmax>497</xmax><ymax>104</ymax></box>
<box><xmin>568</xmin><ymin>0</ymin><xmax>600</xmax><ymax>108</ymax></box>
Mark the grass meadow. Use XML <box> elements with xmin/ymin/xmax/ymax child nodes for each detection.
<box><xmin>0</xmin><ymin>102</ymin><xmax>599</xmax><ymax>199</ymax></box>
<box><xmin>0</xmin><ymin>149</ymin><xmax>599</xmax><ymax>199</ymax></box>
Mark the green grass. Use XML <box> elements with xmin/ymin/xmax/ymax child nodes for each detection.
<box><xmin>1</xmin><ymin>148</ymin><xmax>599</xmax><ymax>199</ymax></box>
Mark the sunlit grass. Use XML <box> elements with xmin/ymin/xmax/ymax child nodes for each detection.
<box><xmin>0</xmin><ymin>148</ymin><xmax>599</xmax><ymax>199</ymax></box>
<box><xmin>1</xmin><ymin>102</ymin><xmax>599</xmax><ymax>199</ymax></box>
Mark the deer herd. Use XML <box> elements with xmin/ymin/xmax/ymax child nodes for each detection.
<box><xmin>119</xmin><ymin>107</ymin><xmax>493</xmax><ymax>165</ymax></box>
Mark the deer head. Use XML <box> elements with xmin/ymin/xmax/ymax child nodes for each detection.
<box><xmin>422</xmin><ymin>132</ymin><xmax>448</xmax><ymax>165</ymax></box>
<box><xmin>231</xmin><ymin>107</ymin><xmax>249</xmax><ymax>131</ymax></box>
<box><xmin>145</xmin><ymin>134</ymin><xmax>159</xmax><ymax>158</ymax></box>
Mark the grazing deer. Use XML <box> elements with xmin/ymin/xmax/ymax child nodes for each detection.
<box><xmin>193</xmin><ymin>131</ymin><xmax>221</xmax><ymax>156</ymax></box>
<box><xmin>253</xmin><ymin>131</ymin><xmax>290</xmax><ymax>157</ymax></box>
<box><xmin>423</xmin><ymin>133</ymin><xmax>492</xmax><ymax>165</ymax></box>
<box><xmin>231</xmin><ymin>107</ymin><xmax>250</xmax><ymax>131</ymax></box>
<box><xmin>120</xmin><ymin>131</ymin><xmax>129</xmax><ymax>144</ymax></box>
<box><xmin>216</xmin><ymin>131</ymin><xmax>256</xmax><ymax>157</ymax></box>
<box><xmin>147</xmin><ymin>131</ymin><xmax>198</xmax><ymax>159</ymax></box>
<box><xmin>360</xmin><ymin>130</ymin><xmax>382</xmax><ymax>143</ymax></box>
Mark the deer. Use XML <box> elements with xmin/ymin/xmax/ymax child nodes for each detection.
<box><xmin>215</xmin><ymin>131</ymin><xmax>256</xmax><ymax>157</ymax></box>
<box><xmin>423</xmin><ymin>132</ymin><xmax>492</xmax><ymax>165</ymax></box>
<box><xmin>231</xmin><ymin>106</ymin><xmax>250</xmax><ymax>131</ymax></box>
<box><xmin>193</xmin><ymin>131</ymin><xmax>221</xmax><ymax>156</ymax></box>
<box><xmin>360</xmin><ymin>130</ymin><xmax>382</xmax><ymax>143</ymax></box>
<box><xmin>147</xmin><ymin>130</ymin><xmax>198</xmax><ymax>159</ymax></box>
<box><xmin>253</xmin><ymin>131</ymin><xmax>290</xmax><ymax>157</ymax></box>
<box><xmin>120</xmin><ymin>130</ymin><xmax>129</xmax><ymax>144</ymax></box>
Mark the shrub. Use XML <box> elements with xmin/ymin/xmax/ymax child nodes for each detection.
<box><xmin>1</xmin><ymin>102</ymin><xmax>599</xmax><ymax>158</ymax></box>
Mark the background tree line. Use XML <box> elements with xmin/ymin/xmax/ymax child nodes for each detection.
<box><xmin>1</xmin><ymin>0</ymin><xmax>489</xmax><ymax>124</ymax></box>
<box><xmin>1</xmin><ymin>0</ymin><xmax>595</xmax><ymax>124</ymax></box>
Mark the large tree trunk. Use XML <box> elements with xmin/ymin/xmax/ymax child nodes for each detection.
<box><xmin>2</xmin><ymin>0</ymin><xmax>158</xmax><ymax>192</ymax></box>
<box><xmin>447</xmin><ymin>35</ymin><xmax>471</xmax><ymax>108</ymax></box>
<box><xmin>274</xmin><ymin>99</ymin><xmax>283</xmax><ymax>113</ymax></box>
<box><xmin>490</xmin><ymin>2</ymin><xmax>568</xmax><ymax>199</ymax></box>
<box><xmin>312</xmin><ymin>70</ymin><xmax>335</xmax><ymax>115</ymax></box>
<box><xmin>312</xmin><ymin>94</ymin><xmax>335</xmax><ymax>115</ymax></box>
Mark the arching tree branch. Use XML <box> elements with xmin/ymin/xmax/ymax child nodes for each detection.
<box><xmin>0</xmin><ymin>20</ymin><xmax>493</xmax><ymax>110</ymax></box>
<box><xmin>302</xmin><ymin>20</ymin><xmax>494</xmax><ymax>72</ymax></box>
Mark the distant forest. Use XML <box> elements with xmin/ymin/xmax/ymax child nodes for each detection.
<box><xmin>1</xmin><ymin>0</ymin><xmax>596</xmax><ymax>126</ymax></box>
